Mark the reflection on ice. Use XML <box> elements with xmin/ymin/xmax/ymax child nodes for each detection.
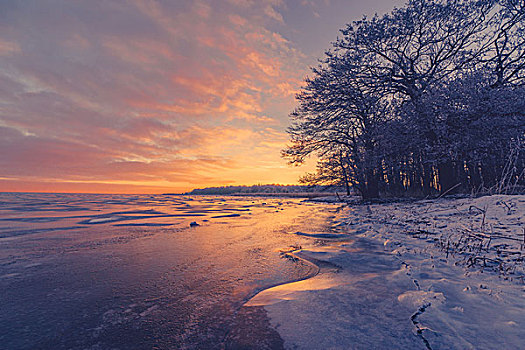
<box><xmin>246</xmin><ymin>273</ymin><xmax>339</xmax><ymax>307</ymax></box>
<box><xmin>0</xmin><ymin>193</ymin><xmax>337</xmax><ymax>349</ymax></box>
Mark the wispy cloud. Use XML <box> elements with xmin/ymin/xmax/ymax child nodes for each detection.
<box><xmin>0</xmin><ymin>0</ymin><xmax>402</xmax><ymax>193</ymax></box>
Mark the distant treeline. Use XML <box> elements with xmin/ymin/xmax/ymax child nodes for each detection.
<box><xmin>186</xmin><ymin>184</ymin><xmax>332</xmax><ymax>195</ymax></box>
<box><xmin>284</xmin><ymin>0</ymin><xmax>525</xmax><ymax>199</ymax></box>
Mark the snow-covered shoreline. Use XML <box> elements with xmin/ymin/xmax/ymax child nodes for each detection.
<box><xmin>244</xmin><ymin>194</ymin><xmax>525</xmax><ymax>349</ymax></box>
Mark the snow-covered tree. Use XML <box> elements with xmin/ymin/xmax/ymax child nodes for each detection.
<box><xmin>284</xmin><ymin>0</ymin><xmax>525</xmax><ymax>199</ymax></box>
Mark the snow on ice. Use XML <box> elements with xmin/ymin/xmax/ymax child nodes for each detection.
<box><xmin>246</xmin><ymin>194</ymin><xmax>525</xmax><ymax>349</ymax></box>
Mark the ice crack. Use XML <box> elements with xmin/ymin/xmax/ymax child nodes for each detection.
<box><xmin>410</xmin><ymin>302</ymin><xmax>433</xmax><ymax>350</ymax></box>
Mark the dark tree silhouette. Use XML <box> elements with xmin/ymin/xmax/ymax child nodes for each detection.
<box><xmin>284</xmin><ymin>0</ymin><xmax>525</xmax><ymax>199</ymax></box>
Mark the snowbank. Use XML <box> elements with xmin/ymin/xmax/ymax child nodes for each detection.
<box><xmin>244</xmin><ymin>194</ymin><xmax>525</xmax><ymax>349</ymax></box>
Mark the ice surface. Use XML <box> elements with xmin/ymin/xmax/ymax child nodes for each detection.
<box><xmin>0</xmin><ymin>193</ymin><xmax>336</xmax><ymax>349</ymax></box>
<box><xmin>3</xmin><ymin>193</ymin><xmax>523</xmax><ymax>349</ymax></box>
<box><xmin>0</xmin><ymin>193</ymin><xmax>266</xmax><ymax>238</ymax></box>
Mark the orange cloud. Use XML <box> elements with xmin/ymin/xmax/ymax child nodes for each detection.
<box><xmin>0</xmin><ymin>0</ymin><xmax>319</xmax><ymax>193</ymax></box>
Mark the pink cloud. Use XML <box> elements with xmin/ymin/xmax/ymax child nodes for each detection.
<box><xmin>0</xmin><ymin>0</ymin><xmax>319</xmax><ymax>192</ymax></box>
<box><xmin>0</xmin><ymin>38</ymin><xmax>20</xmax><ymax>56</ymax></box>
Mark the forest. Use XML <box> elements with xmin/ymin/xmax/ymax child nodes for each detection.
<box><xmin>186</xmin><ymin>184</ymin><xmax>327</xmax><ymax>195</ymax></box>
<box><xmin>283</xmin><ymin>0</ymin><xmax>525</xmax><ymax>199</ymax></box>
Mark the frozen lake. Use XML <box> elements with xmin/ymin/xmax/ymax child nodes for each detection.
<box><xmin>0</xmin><ymin>193</ymin><xmax>337</xmax><ymax>349</ymax></box>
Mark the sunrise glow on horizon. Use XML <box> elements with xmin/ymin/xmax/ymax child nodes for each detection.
<box><xmin>0</xmin><ymin>0</ymin><xmax>404</xmax><ymax>194</ymax></box>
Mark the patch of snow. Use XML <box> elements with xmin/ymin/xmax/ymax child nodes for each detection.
<box><xmin>291</xmin><ymin>231</ymin><xmax>348</xmax><ymax>239</ymax></box>
<box><xmin>87</xmin><ymin>216</ymin><xmax>122</xmax><ymax>224</ymax></box>
<box><xmin>397</xmin><ymin>290</ymin><xmax>446</xmax><ymax>308</ymax></box>
<box><xmin>139</xmin><ymin>304</ymin><xmax>159</xmax><ymax>317</ymax></box>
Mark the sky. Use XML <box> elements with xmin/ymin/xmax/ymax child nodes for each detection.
<box><xmin>0</xmin><ymin>0</ymin><xmax>405</xmax><ymax>194</ymax></box>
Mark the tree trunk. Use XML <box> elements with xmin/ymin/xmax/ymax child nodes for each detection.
<box><xmin>339</xmin><ymin>153</ymin><xmax>351</xmax><ymax>195</ymax></box>
<box><xmin>364</xmin><ymin>169</ymin><xmax>379</xmax><ymax>199</ymax></box>
<box><xmin>420</xmin><ymin>163</ymin><xmax>432</xmax><ymax>196</ymax></box>
<box><xmin>438</xmin><ymin>160</ymin><xmax>456</xmax><ymax>194</ymax></box>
